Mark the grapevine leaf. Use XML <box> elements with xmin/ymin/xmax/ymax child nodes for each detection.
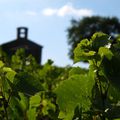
<box><xmin>41</xmin><ymin>99</ymin><xmax>56</xmax><ymax>116</ymax></box>
<box><xmin>27</xmin><ymin>108</ymin><xmax>36</xmax><ymax>120</ymax></box>
<box><xmin>27</xmin><ymin>93</ymin><xmax>41</xmax><ymax>120</ymax></box>
<box><xmin>69</xmin><ymin>67</ymin><xmax>88</xmax><ymax>76</ymax></box>
<box><xmin>29</xmin><ymin>93</ymin><xmax>41</xmax><ymax>108</ymax></box>
<box><xmin>14</xmin><ymin>72</ymin><xmax>44</xmax><ymax>95</ymax></box>
<box><xmin>3</xmin><ymin>67</ymin><xmax>16</xmax><ymax>83</ymax></box>
<box><xmin>9</xmin><ymin>94</ymin><xmax>28</xmax><ymax>120</ymax></box>
<box><xmin>101</xmin><ymin>56</ymin><xmax>120</xmax><ymax>88</ymax></box>
<box><xmin>18</xmin><ymin>92</ymin><xmax>29</xmax><ymax>112</ymax></box>
<box><xmin>54</xmin><ymin>73</ymin><xmax>95</xmax><ymax>120</ymax></box>
<box><xmin>98</xmin><ymin>47</ymin><xmax>113</xmax><ymax>60</ymax></box>
<box><xmin>0</xmin><ymin>60</ymin><xmax>4</xmax><ymax>68</ymax></box>
<box><xmin>74</xmin><ymin>39</ymin><xmax>96</xmax><ymax>63</ymax></box>
<box><xmin>108</xmin><ymin>84</ymin><xmax>120</xmax><ymax>103</ymax></box>
<box><xmin>91</xmin><ymin>32</ymin><xmax>109</xmax><ymax>51</ymax></box>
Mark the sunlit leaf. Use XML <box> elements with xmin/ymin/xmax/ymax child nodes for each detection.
<box><xmin>98</xmin><ymin>47</ymin><xmax>113</xmax><ymax>60</ymax></box>
<box><xmin>3</xmin><ymin>67</ymin><xmax>16</xmax><ymax>83</ymax></box>
<box><xmin>54</xmin><ymin>74</ymin><xmax>95</xmax><ymax>120</ymax></box>
<box><xmin>27</xmin><ymin>108</ymin><xmax>36</xmax><ymax>120</ymax></box>
<box><xmin>0</xmin><ymin>61</ymin><xmax>4</xmax><ymax>68</ymax></box>
<box><xmin>74</xmin><ymin>39</ymin><xmax>96</xmax><ymax>63</ymax></box>
<box><xmin>27</xmin><ymin>93</ymin><xmax>41</xmax><ymax>120</ymax></box>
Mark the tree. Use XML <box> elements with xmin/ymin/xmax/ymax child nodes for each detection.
<box><xmin>67</xmin><ymin>16</ymin><xmax>120</xmax><ymax>60</ymax></box>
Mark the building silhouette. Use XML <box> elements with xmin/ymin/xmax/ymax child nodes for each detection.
<box><xmin>0</xmin><ymin>27</ymin><xmax>43</xmax><ymax>64</ymax></box>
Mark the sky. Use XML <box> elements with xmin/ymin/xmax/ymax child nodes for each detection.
<box><xmin>0</xmin><ymin>0</ymin><xmax>119</xmax><ymax>67</ymax></box>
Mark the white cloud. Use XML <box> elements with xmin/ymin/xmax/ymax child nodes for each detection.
<box><xmin>42</xmin><ymin>8</ymin><xmax>57</xmax><ymax>16</ymax></box>
<box><xmin>42</xmin><ymin>4</ymin><xmax>93</xmax><ymax>17</ymax></box>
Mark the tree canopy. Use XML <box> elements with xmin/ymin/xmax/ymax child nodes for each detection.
<box><xmin>67</xmin><ymin>16</ymin><xmax>120</xmax><ymax>60</ymax></box>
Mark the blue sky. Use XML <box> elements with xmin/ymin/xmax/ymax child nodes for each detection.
<box><xmin>0</xmin><ymin>0</ymin><xmax>119</xmax><ymax>67</ymax></box>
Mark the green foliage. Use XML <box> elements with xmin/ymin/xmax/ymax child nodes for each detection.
<box><xmin>98</xmin><ymin>47</ymin><xmax>113</xmax><ymax>60</ymax></box>
<box><xmin>91</xmin><ymin>32</ymin><xmax>109</xmax><ymax>51</ymax></box>
<box><xmin>1</xmin><ymin>32</ymin><xmax>120</xmax><ymax>120</ymax></box>
<box><xmin>55</xmin><ymin>32</ymin><xmax>120</xmax><ymax>120</ymax></box>
<box><xmin>67</xmin><ymin>16</ymin><xmax>120</xmax><ymax>60</ymax></box>
<box><xmin>74</xmin><ymin>38</ymin><xmax>96</xmax><ymax>62</ymax></box>
<box><xmin>0</xmin><ymin>48</ymin><xmax>68</xmax><ymax>119</ymax></box>
<box><xmin>0</xmin><ymin>60</ymin><xmax>17</xmax><ymax>119</ymax></box>
<box><xmin>68</xmin><ymin>67</ymin><xmax>88</xmax><ymax>75</ymax></box>
<box><xmin>27</xmin><ymin>93</ymin><xmax>41</xmax><ymax>120</ymax></box>
<box><xmin>54</xmin><ymin>73</ymin><xmax>95</xmax><ymax>120</ymax></box>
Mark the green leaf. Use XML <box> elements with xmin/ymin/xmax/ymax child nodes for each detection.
<box><xmin>69</xmin><ymin>67</ymin><xmax>88</xmax><ymax>76</ymax></box>
<box><xmin>41</xmin><ymin>99</ymin><xmax>56</xmax><ymax>116</ymax></box>
<box><xmin>8</xmin><ymin>95</ymin><xmax>27</xmax><ymax>120</ymax></box>
<box><xmin>101</xmin><ymin>55</ymin><xmax>120</xmax><ymax>89</ymax></box>
<box><xmin>108</xmin><ymin>84</ymin><xmax>120</xmax><ymax>103</ymax></box>
<box><xmin>3</xmin><ymin>67</ymin><xmax>16</xmax><ymax>83</ymax></box>
<box><xmin>74</xmin><ymin>39</ymin><xmax>96</xmax><ymax>63</ymax></box>
<box><xmin>98</xmin><ymin>47</ymin><xmax>113</xmax><ymax>60</ymax></box>
<box><xmin>27</xmin><ymin>93</ymin><xmax>41</xmax><ymax>120</ymax></box>
<box><xmin>27</xmin><ymin>108</ymin><xmax>36</xmax><ymax>120</ymax></box>
<box><xmin>14</xmin><ymin>72</ymin><xmax>44</xmax><ymax>95</ymax></box>
<box><xmin>18</xmin><ymin>92</ymin><xmax>29</xmax><ymax>112</ymax></box>
<box><xmin>54</xmin><ymin>73</ymin><xmax>95</xmax><ymax>120</ymax></box>
<box><xmin>0</xmin><ymin>60</ymin><xmax>4</xmax><ymax>68</ymax></box>
<box><xmin>91</xmin><ymin>32</ymin><xmax>109</xmax><ymax>50</ymax></box>
<box><xmin>29</xmin><ymin>93</ymin><xmax>41</xmax><ymax>108</ymax></box>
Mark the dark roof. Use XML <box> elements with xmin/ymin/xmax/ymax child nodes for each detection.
<box><xmin>1</xmin><ymin>38</ymin><xmax>43</xmax><ymax>49</ymax></box>
<box><xmin>0</xmin><ymin>27</ymin><xmax>43</xmax><ymax>64</ymax></box>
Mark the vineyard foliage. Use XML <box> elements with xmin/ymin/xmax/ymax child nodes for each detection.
<box><xmin>0</xmin><ymin>32</ymin><xmax>120</xmax><ymax>120</ymax></box>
